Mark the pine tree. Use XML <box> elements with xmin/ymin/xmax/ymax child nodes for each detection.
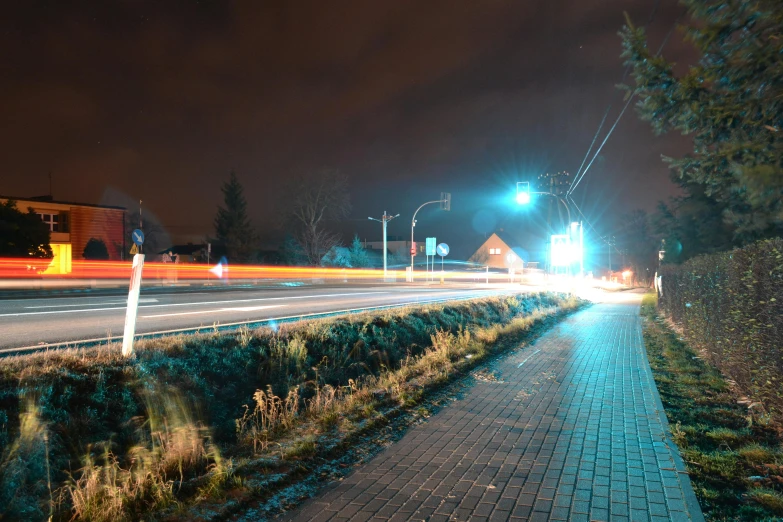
<box><xmin>620</xmin><ymin>1</ymin><xmax>783</xmax><ymax>242</ymax></box>
<box><xmin>278</xmin><ymin>234</ymin><xmax>306</xmax><ymax>266</ymax></box>
<box><xmin>214</xmin><ymin>171</ymin><xmax>257</xmax><ymax>263</ymax></box>
<box><xmin>348</xmin><ymin>234</ymin><xmax>369</xmax><ymax>268</ymax></box>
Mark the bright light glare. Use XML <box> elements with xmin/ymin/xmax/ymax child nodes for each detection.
<box><xmin>516</xmin><ymin>192</ymin><xmax>530</xmax><ymax>205</ymax></box>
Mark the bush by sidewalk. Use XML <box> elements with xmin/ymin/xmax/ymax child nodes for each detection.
<box><xmin>659</xmin><ymin>238</ymin><xmax>783</xmax><ymax>422</ymax></box>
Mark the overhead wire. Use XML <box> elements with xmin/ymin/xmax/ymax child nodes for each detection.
<box><xmin>567</xmin><ymin>0</ymin><xmax>661</xmax><ymax>195</ymax></box>
<box><xmin>570</xmin><ymin>11</ymin><xmax>681</xmax><ymax>198</ymax></box>
<box><xmin>565</xmin><ymin>4</ymin><xmax>683</xmax><ymax>252</ymax></box>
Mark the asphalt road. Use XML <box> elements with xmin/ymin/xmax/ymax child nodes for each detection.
<box><xmin>0</xmin><ymin>284</ymin><xmax>515</xmax><ymax>352</ymax></box>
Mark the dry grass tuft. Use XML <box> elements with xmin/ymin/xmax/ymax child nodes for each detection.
<box><xmin>236</xmin><ymin>386</ymin><xmax>300</xmax><ymax>452</ymax></box>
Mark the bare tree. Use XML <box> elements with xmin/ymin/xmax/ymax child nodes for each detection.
<box><xmin>280</xmin><ymin>170</ymin><xmax>351</xmax><ymax>265</ymax></box>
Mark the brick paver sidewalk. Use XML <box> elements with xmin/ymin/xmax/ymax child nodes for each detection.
<box><xmin>283</xmin><ymin>294</ymin><xmax>704</xmax><ymax>521</ymax></box>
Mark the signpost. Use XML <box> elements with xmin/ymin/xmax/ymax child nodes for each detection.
<box><xmin>132</xmin><ymin>229</ymin><xmax>145</xmax><ymax>247</ymax></box>
<box><xmin>122</xmin><ymin>230</ymin><xmax>146</xmax><ymax>356</ymax></box>
<box><xmin>436</xmin><ymin>243</ymin><xmax>449</xmax><ymax>283</ymax></box>
<box><xmin>426</xmin><ymin>238</ymin><xmax>436</xmax><ymax>280</ymax></box>
<box><xmin>436</xmin><ymin>243</ymin><xmax>449</xmax><ymax>270</ymax></box>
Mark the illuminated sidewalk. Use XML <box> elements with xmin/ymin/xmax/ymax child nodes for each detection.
<box><xmin>283</xmin><ymin>292</ymin><xmax>704</xmax><ymax>522</ymax></box>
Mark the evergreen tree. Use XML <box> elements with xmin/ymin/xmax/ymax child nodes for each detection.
<box><xmin>620</xmin><ymin>1</ymin><xmax>783</xmax><ymax>242</ymax></box>
<box><xmin>0</xmin><ymin>200</ymin><xmax>52</xmax><ymax>258</ymax></box>
<box><xmin>214</xmin><ymin>171</ymin><xmax>257</xmax><ymax>263</ymax></box>
<box><xmin>348</xmin><ymin>235</ymin><xmax>369</xmax><ymax>268</ymax></box>
<box><xmin>278</xmin><ymin>234</ymin><xmax>307</xmax><ymax>266</ymax></box>
<box><xmin>83</xmin><ymin>238</ymin><xmax>110</xmax><ymax>260</ymax></box>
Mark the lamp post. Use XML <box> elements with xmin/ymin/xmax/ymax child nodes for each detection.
<box><xmin>368</xmin><ymin>211</ymin><xmax>399</xmax><ymax>278</ymax></box>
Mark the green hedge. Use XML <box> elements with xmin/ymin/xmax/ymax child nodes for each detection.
<box><xmin>659</xmin><ymin>238</ymin><xmax>783</xmax><ymax>420</ymax></box>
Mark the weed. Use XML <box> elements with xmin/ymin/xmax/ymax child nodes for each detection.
<box><xmin>705</xmin><ymin>427</ymin><xmax>749</xmax><ymax>448</ymax></box>
<box><xmin>283</xmin><ymin>437</ymin><xmax>316</xmax><ymax>460</ymax></box>
<box><xmin>318</xmin><ymin>411</ymin><xmax>340</xmax><ymax>431</ymax></box>
<box><xmin>746</xmin><ymin>489</ymin><xmax>783</xmax><ymax>515</ymax></box>
<box><xmin>738</xmin><ymin>444</ymin><xmax>776</xmax><ymax>464</ymax></box>
<box><xmin>236</xmin><ymin>326</ymin><xmax>253</xmax><ymax>348</ymax></box>
<box><xmin>60</xmin><ymin>388</ymin><xmax>218</xmax><ymax>521</ymax></box>
<box><xmin>236</xmin><ymin>386</ymin><xmax>299</xmax><ymax>453</ymax></box>
<box><xmin>0</xmin><ymin>400</ymin><xmax>53</xmax><ymax>520</ymax></box>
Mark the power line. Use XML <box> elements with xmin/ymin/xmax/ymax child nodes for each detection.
<box><xmin>568</xmin><ymin>2</ymin><xmax>680</xmax><ymax>197</ymax></box>
<box><xmin>571</xmin><ymin>13</ymin><xmax>682</xmax><ymax>195</ymax></box>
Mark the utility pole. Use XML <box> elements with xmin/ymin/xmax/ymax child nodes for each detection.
<box><xmin>536</xmin><ymin>171</ymin><xmax>571</xmax><ymax>233</ymax></box>
<box><xmin>368</xmin><ymin>211</ymin><xmax>399</xmax><ymax>279</ymax></box>
<box><xmin>607</xmin><ymin>235</ymin><xmax>615</xmax><ymax>273</ymax></box>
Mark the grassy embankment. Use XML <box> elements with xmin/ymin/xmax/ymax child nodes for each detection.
<box><xmin>0</xmin><ymin>292</ymin><xmax>582</xmax><ymax>521</ymax></box>
<box><xmin>641</xmin><ymin>293</ymin><xmax>783</xmax><ymax>520</ymax></box>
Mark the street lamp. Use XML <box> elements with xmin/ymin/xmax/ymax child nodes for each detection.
<box><xmin>368</xmin><ymin>211</ymin><xmax>399</xmax><ymax>279</ymax></box>
<box><xmin>516</xmin><ymin>181</ymin><xmax>531</xmax><ymax>205</ymax></box>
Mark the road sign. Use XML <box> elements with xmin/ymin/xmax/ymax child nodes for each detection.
<box><xmin>426</xmin><ymin>237</ymin><xmax>436</xmax><ymax>256</ymax></box>
<box><xmin>436</xmin><ymin>243</ymin><xmax>449</xmax><ymax>257</ymax></box>
<box><xmin>129</xmin><ymin>244</ymin><xmax>138</xmax><ymax>255</ymax></box>
<box><xmin>132</xmin><ymin>229</ymin><xmax>145</xmax><ymax>246</ymax></box>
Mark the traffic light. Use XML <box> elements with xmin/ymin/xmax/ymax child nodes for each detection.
<box><xmin>516</xmin><ymin>182</ymin><xmax>530</xmax><ymax>205</ymax></box>
<box><xmin>441</xmin><ymin>192</ymin><xmax>451</xmax><ymax>211</ymax></box>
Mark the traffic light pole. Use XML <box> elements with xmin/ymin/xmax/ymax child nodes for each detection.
<box><xmin>410</xmin><ymin>195</ymin><xmax>450</xmax><ymax>275</ymax></box>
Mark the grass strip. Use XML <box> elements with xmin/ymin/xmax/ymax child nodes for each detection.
<box><xmin>178</xmin><ymin>298</ymin><xmax>584</xmax><ymax>521</ymax></box>
<box><xmin>641</xmin><ymin>292</ymin><xmax>783</xmax><ymax>521</ymax></box>
<box><xmin>0</xmin><ymin>292</ymin><xmax>579</xmax><ymax>521</ymax></box>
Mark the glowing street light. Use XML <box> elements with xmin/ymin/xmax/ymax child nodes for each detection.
<box><xmin>516</xmin><ymin>181</ymin><xmax>531</xmax><ymax>205</ymax></box>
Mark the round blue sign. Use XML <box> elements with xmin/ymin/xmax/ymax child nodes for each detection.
<box><xmin>436</xmin><ymin>243</ymin><xmax>449</xmax><ymax>256</ymax></box>
<box><xmin>132</xmin><ymin>229</ymin><xmax>145</xmax><ymax>246</ymax></box>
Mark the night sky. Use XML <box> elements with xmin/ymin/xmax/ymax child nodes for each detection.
<box><xmin>1</xmin><ymin>0</ymin><xmax>691</xmax><ymax>260</ymax></box>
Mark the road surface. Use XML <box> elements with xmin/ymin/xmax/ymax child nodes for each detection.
<box><xmin>0</xmin><ymin>284</ymin><xmax>516</xmax><ymax>353</ymax></box>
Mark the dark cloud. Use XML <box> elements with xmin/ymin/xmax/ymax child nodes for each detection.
<box><xmin>1</xmin><ymin>0</ymin><xmax>690</xmax><ymax>250</ymax></box>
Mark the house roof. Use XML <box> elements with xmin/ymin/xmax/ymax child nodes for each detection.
<box><xmin>0</xmin><ymin>195</ymin><xmax>126</xmax><ymax>211</ymax></box>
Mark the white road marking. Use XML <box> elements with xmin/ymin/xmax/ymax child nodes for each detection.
<box><xmin>132</xmin><ymin>291</ymin><xmax>386</xmax><ymax>309</ymax></box>
<box><xmin>25</xmin><ymin>298</ymin><xmax>159</xmax><ymax>308</ymax></box>
<box><xmin>0</xmin><ymin>292</ymin><xmax>386</xmax><ymax>317</ymax></box>
<box><xmin>142</xmin><ymin>305</ymin><xmax>284</xmax><ymax>318</ymax></box>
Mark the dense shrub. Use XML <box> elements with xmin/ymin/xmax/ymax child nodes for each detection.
<box><xmin>659</xmin><ymin>238</ymin><xmax>783</xmax><ymax>421</ymax></box>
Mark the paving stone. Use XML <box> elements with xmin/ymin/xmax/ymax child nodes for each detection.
<box><xmin>282</xmin><ymin>297</ymin><xmax>704</xmax><ymax>522</ymax></box>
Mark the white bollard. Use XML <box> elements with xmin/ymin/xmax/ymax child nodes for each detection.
<box><xmin>122</xmin><ymin>254</ymin><xmax>145</xmax><ymax>357</ymax></box>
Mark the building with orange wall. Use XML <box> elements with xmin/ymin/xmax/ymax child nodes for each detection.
<box><xmin>468</xmin><ymin>232</ymin><xmax>525</xmax><ymax>270</ymax></box>
<box><xmin>0</xmin><ymin>195</ymin><xmax>126</xmax><ymax>273</ymax></box>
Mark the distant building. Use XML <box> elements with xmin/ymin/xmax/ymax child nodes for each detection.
<box><xmin>0</xmin><ymin>195</ymin><xmax>126</xmax><ymax>273</ymax></box>
<box><xmin>364</xmin><ymin>235</ymin><xmax>413</xmax><ymax>257</ymax></box>
<box><xmin>468</xmin><ymin>232</ymin><xmax>525</xmax><ymax>270</ymax></box>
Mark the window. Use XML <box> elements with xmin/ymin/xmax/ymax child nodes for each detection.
<box><xmin>37</xmin><ymin>212</ymin><xmax>69</xmax><ymax>232</ymax></box>
<box><xmin>489</xmin><ymin>248</ymin><xmax>501</xmax><ymax>255</ymax></box>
